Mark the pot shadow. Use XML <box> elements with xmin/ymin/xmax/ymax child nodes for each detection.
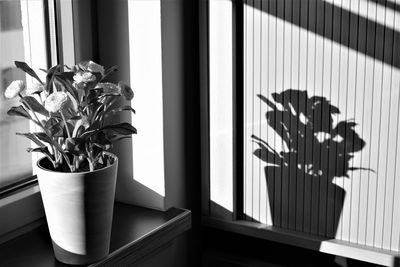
<box><xmin>252</xmin><ymin>89</ymin><xmax>371</xmax><ymax>237</ymax></box>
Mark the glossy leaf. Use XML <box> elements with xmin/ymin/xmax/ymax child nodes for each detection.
<box><xmin>54</xmin><ymin>74</ymin><xmax>79</xmax><ymax>100</ymax></box>
<box><xmin>108</xmin><ymin>133</ymin><xmax>132</xmax><ymax>142</ymax></box>
<box><xmin>7</xmin><ymin>105</ymin><xmax>32</xmax><ymax>120</ymax></box>
<box><xmin>34</xmin><ymin>132</ymin><xmax>54</xmax><ymax>145</ymax></box>
<box><xmin>45</xmin><ymin>64</ymin><xmax>62</xmax><ymax>93</ymax></box>
<box><xmin>69</xmin><ymin>115</ymin><xmax>81</xmax><ymax>121</ymax></box>
<box><xmin>15</xmin><ymin>61</ymin><xmax>43</xmax><ymax>84</ymax></box>
<box><xmin>104</xmin><ymin>106</ymin><xmax>135</xmax><ymax>118</ymax></box>
<box><xmin>27</xmin><ymin>146</ymin><xmax>54</xmax><ymax>161</ymax></box>
<box><xmin>80</xmin><ymin>122</ymin><xmax>137</xmax><ymax>140</ymax></box>
<box><xmin>21</xmin><ymin>96</ymin><xmax>48</xmax><ymax>116</ymax></box>
<box><xmin>92</xmin><ymin>132</ymin><xmax>112</xmax><ymax>150</ymax></box>
<box><xmin>45</xmin><ymin>118</ymin><xmax>63</xmax><ymax>137</ymax></box>
<box><xmin>65</xmin><ymin>137</ymin><xmax>86</xmax><ymax>156</ymax></box>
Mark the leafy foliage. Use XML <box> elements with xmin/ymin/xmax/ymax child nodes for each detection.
<box><xmin>5</xmin><ymin>61</ymin><xmax>136</xmax><ymax>172</ymax></box>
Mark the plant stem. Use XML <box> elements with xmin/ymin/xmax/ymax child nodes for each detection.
<box><xmin>18</xmin><ymin>94</ymin><xmax>61</xmax><ymax>163</ymax></box>
<box><xmin>62</xmin><ymin>153</ymin><xmax>75</xmax><ymax>172</ymax></box>
<box><xmin>73</xmin><ymin>156</ymin><xmax>81</xmax><ymax>171</ymax></box>
<box><xmin>85</xmin><ymin>142</ymin><xmax>94</xmax><ymax>172</ymax></box>
<box><xmin>19</xmin><ymin>93</ymin><xmax>46</xmax><ymax>130</ymax></box>
<box><xmin>60</xmin><ymin>111</ymin><xmax>72</xmax><ymax>139</ymax></box>
<box><xmin>92</xmin><ymin>104</ymin><xmax>103</xmax><ymax>124</ymax></box>
<box><xmin>87</xmin><ymin>158</ymin><xmax>94</xmax><ymax>172</ymax></box>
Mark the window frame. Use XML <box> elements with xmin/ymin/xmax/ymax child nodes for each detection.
<box><xmin>201</xmin><ymin>0</ymin><xmax>243</xmax><ymax>221</ymax></box>
<box><xmin>0</xmin><ymin>0</ymin><xmax>75</xmax><ymax>242</ymax></box>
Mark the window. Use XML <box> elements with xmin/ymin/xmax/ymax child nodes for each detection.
<box><xmin>0</xmin><ymin>0</ymin><xmax>50</xmax><ymax>190</ymax></box>
<box><xmin>0</xmin><ymin>1</ymin><xmax>31</xmax><ymax>189</ymax></box>
<box><xmin>202</xmin><ymin>0</ymin><xmax>400</xmax><ymax>265</ymax></box>
<box><xmin>0</xmin><ymin>0</ymin><xmax>70</xmax><ymax>240</ymax></box>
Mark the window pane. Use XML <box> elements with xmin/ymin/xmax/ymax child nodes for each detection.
<box><xmin>0</xmin><ymin>0</ymin><xmax>48</xmax><ymax>188</ymax></box>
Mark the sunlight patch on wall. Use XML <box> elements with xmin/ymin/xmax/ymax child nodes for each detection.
<box><xmin>209</xmin><ymin>0</ymin><xmax>234</xmax><ymax>214</ymax></box>
<box><xmin>128</xmin><ymin>0</ymin><xmax>165</xmax><ymax>197</ymax></box>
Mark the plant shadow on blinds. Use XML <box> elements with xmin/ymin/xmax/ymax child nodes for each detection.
<box><xmin>252</xmin><ymin>90</ymin><xmax>368</xmax><ymax>237</ymax></box>
<box><xmin>242</xmin><ymin>0</ymin><xmax>400</xmax><ymax>252</ymax></box>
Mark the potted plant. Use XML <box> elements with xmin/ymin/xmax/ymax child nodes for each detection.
<box><xmin>4</xmin><ymin>60</ymin><xmax>136</xmax><ymax>264</ymax></box>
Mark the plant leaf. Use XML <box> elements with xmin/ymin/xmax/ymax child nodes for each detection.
<box><xmin>63</xmin><ymin>122</ymin><xmax>75</xmax><ymax>137</ymax></box>
<box><xmin>108</xmin><ymin>133</ymin><xmax>132</xmax><ymax>142</ymax></box>
<box><xmin>69</xmin><ymin>115</ymin><xmax>81</xmax><ymax>121</ymax></box>
<box><xmin>92</xmin><ymin>132</ymin><xmax>112</xmax><ymax>150</ymax></box>
<box><xmin>103</xmin><ymin>106</ymin><xmax>135</xmax><ymax>119</ymax></box>
<box><xmin>15</xmin><ymin>61</ymin><xmax>43</xmax><ymax>84</ymax></box>
<box><xmin>45</xmin><ymin>64</ymin><xmax>62</xmax><ymax>93</ymax></box>
<box><xmin>119</xmin><ymin>83</ymin><xmax>134</xmax><ymax>101</ymax></box>
<box><xmin>54</xmin><ymin>74</ymin><xmax>79</xmax><ymax>100</ymax></box>
<box><xmin>80</xmin><ymin>122</ymin><xmax>137</xmax><ymax>140</ymax></box>
<box><xmin>65</xmin><ymin>137</ymin><xmax>86</xmax><ymax>156</ymax></box>
<box><xmin>99</xmin><ymin>122</ymin><xmax>137</xmax><ymax>135</ymax></box>
<box><xmin>22</xmin><ymin>131</ymin><xmax>63</xmax><ymax>155</ymax></box>
<box><xmin>7</xmin><ymin>105</ymin><xmax>32</xmax><ymax>120</ymax></box>
<box><xmin>21</xmin><ymin>96</ymin><xmax>48</xmax><ymax>116</ymax></box>
<box><xmin>34</xmin><ymin>132</ymin><xmax>54</xmax><ymax>144</ymax></box>
<box><xmin>58</xmin><ymin>71</ymin><xmax>75</xmax><ymax>80</ymax></box>
<box><xmin>45</xmin><ymin>118</ymin><xmax>63</xmax><ymax>137</ymax></box>
<box><xmin>27</xmin><ymin>146</ymin><xmax>54</xmax><ymax>161</ymax></box>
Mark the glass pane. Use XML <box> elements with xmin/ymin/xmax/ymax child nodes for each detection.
<box><xmin>0</xmin><ymin>0</ymin><xmax>47</xmax><ymax>188</ymax></box>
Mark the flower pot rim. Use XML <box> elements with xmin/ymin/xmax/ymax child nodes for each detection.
<box><xmin>37</xmin><ymin>152</ymin><xmax>118</xmax><ymax>174</ymax></box>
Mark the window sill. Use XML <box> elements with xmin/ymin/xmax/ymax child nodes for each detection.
<box><xmin>0</xmin><ymin>203</ymin><xmax>191</xmax><ymax>266</ymax></box>
<box><xmin>0</xmin><ymin>184</ymin><xmax>44</xmax><ymax>240</ymax></box>
<box><xmin>202</xmin><ymin>216</ymin><xmax>399</xmax><ymax>267</ymax></box>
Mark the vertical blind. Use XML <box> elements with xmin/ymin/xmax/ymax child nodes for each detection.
<box><xmin>243</xmin><ymin>0</ymin><xmax>400</xmax><ymax>252</ymax></box>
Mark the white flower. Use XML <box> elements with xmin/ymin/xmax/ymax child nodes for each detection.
<box><xmin>97</xmin><ymin>82</ymin><xmax>121</xmax><ymax>95</ymax></box>
<box><xmin>44</xmin><ymin>91</ymin><xmax>68</xmax><ymax>113</ymax></box>
<box><xmin>26</xmin><ymin>81</ymin><xmax>44</xmax><ymax>95</ymax></box>
<box><xmin>4</xmin><ymin>80</ymin><xmax>25</xmax><ymax>99</ymax></box>
<box><xmin>86</xmin><ymin>61</ymin><xmax>104</xmax><ymax>76</ymax></box>
<box><xmin>73</xmin><ymin>71</ymin><xmax>96</xmax><ymax>84</ymax></box>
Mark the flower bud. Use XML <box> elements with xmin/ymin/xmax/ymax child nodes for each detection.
<box><xmin>4</xmin><ymin>80</ymin><xmax>25</xmax><ymax>99</ymax></box>
<box><xmin>86</xmin><ymin>61</ymin><xmax>104</xmax><ymax>76</ymax></box>
<box><xmin>44</xmin><ymin>91</ymin><xmax>68</xmax><ymax>113</ymax></box>
<box><xmin>73</xmin><ymin>71</ymin><xmax>96</xmax><ymax>84</ymax></box>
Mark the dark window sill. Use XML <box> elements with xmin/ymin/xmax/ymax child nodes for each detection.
<box><xmin>0</xmin><ymin>202</ymin><xmax>191</xmax><ymax>266</ymax></box>
<box><xmin>202</xmin><ymin>216</ymin><xmax>399</xmax><ymax>267</ymax></box>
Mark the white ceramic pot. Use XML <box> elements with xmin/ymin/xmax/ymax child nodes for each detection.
<box><xmin>36</xmin><ymin>153</ymin><xmax>118</xmax><ymax>265</ymax></box>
